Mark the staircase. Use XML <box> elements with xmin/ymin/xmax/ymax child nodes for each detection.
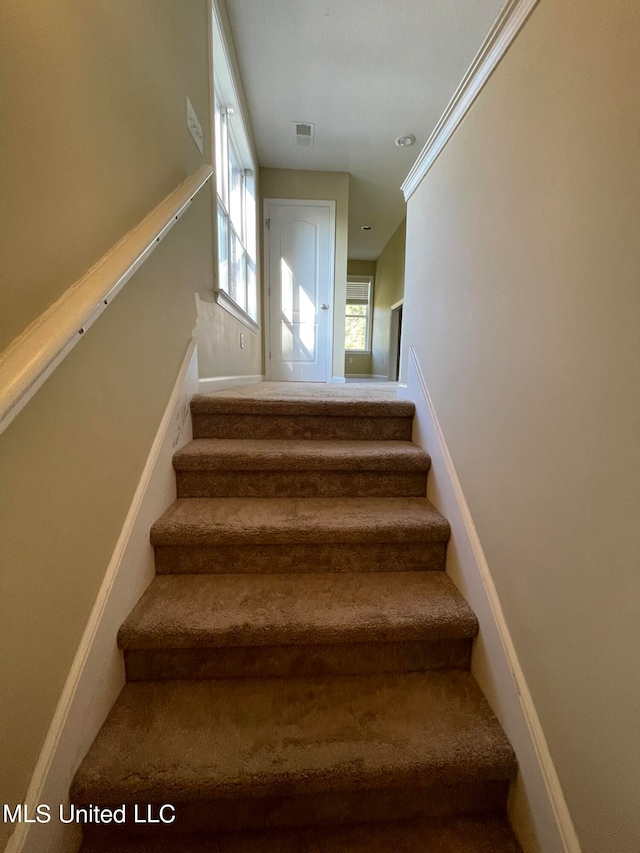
<box><xmin>72</xmin><ymin>384</ymin><xmax>521</xmax><ymax>852</ymax></box>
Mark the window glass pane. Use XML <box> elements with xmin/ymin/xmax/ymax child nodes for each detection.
<box><xmin>247</xmin><ymin>258</ymin><xmax>257</xmax><ymax>320</ymax></box>
<box><xmin>213</xmin><ymin>64</ymin><xmax>256</xmax><ymax>321</ymax></box>
<box><xmin>214</xmin><ymin>98</ymin><xmax>228</xmax><ymax>208</ymax></box>
<box><xmin>217</xmin><ymin>205</ymin><xmax>228</xmax><ymax>293</ymax></box>
<box><xmin>345</xmin><ymin>278</ymin><xmax>372</xmax><ymax>350</ymax></box>
<box><xmin>345</xmin><ymin>316</ymin><xmax>367</xmax><ymax>351</ymax></box>
<box><xmin>229</xmin><ymin>142</ymin><xmax>243</xmax><ymax>238</ymax></box>
<box><xmin>230</xmin><ymin>228</ymin><xmax>247</xmax><ymax>311</ymax></box>
<box><xmin>244</xmin><ymin>178</ymin><xmax>256</xmax><ymax>261</ymax></box>
<box><xmin>347</xmin><ymin>304</ymin><xmax>367</xmax><ymax>316</ymax></box>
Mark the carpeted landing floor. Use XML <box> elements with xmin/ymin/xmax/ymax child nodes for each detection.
<box><xmin>208</xmin><ymin>381</ymin><xmax>401</xmax><ymax>400</ymax></box>
<box><xmin>72</xmin><ymin>382</ymin><xmax>522</xmax><ymax>851</ymax></box>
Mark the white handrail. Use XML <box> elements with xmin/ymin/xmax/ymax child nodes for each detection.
<box><xmin>0</xmin><ymin>164</ymin><xmax>214</xmax><ymax>436</ymax></box>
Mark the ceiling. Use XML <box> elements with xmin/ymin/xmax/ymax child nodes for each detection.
<box><xmin>224</xmin><ymin>0</ymin><xmax>506</xmax><ymax>259</ymax></box>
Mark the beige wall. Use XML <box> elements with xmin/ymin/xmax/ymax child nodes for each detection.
<box><xmin>402</xmin><ymin>1</ymin><xmax>640</xmax><ymax>850</ymax></box>
<box><xmin>345</xmin><ymin>260</ymin><xmax>376</xmax><ymax>375</ymax></box>
<box><xmin>347</xmin><ymin>259</ymin><xmax>376</xmax><ymax>277</ymax></box>
<box><xmin>260</xmin><ymin>168</ymin><xmax>349</xmax><ymax>380</ymax></box>
<box><xmin>0</xmin><ymin>0</ymin><xmax>262</xmax><ymax>378</ymax></box>
<box><xmin>0</xmin><ymin>0</ymin><xmax>259</xmax><ymax>836</ymax></box>
<box><xmin>344</xmin><ymin>351</ymin><xmax>373</xmax><ymax>376</ymax></box>
<box><xmin>372</xmin><ymin>219</ymin><xmax>406</xmax><ymax>376</ymax></box>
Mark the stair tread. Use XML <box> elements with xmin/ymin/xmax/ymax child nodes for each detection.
<box><xmin>191</xmin><ymin>393</ymin><xmax>414</xmax><ymax>418</ymax></box>
<box><xmin>78</xmin><ymin>816</ymin><xmax>521</xmax><ymax>852</ymax></box>
<box><xmin>119</xmin><ymin>572</ymin><xmax>478</xmax><ymax>649</ymax></box>
<box><xmin>71</xmin><ymin>671</ymin><xmax>516</xmax><ymax>802</ymax></box>
<box><xmin>151</xmin><ymin>497</ymin><xmax>450</xmax><ymax>546</ymax></box>
<box><xmin>174</xmin><ymin>439</ymin><xmax>430</xmax><ymax>471</ymax></box>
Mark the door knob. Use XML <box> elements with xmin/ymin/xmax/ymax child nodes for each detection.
<box><xmin>319</xmin><ymin>303</ymin><xmax>329</xmax><ymax>310</ymax></box>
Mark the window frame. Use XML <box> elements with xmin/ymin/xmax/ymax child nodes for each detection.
<box><xmin>345</xmin><ymin>275</ymin><xmax>374</xmax><ymax>353</ymax></box>
<box><xmin>211</xmin><ymin>2</ymin><xmax>259</xmax><ymax>332</ymax></box>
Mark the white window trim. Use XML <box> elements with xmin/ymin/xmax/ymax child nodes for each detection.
<box><xmin>345</xmin><ymin>275</ymin><xmax>374</xmax><ymax>353</ymax></box>
<box><xmin>210</xmin><ymin>0</ymin><xmax>260</xmax><ymax>332</ymax></box>
<box><xmin>215</xmin><ymin>288</ymin><xmax>260</xmax><ymax>333</ymax></box>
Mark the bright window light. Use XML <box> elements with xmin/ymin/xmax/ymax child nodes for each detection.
<box><xmin>345</xmin><ymin>277</ymin><xmax>373</xmax><ymax>352</ymax></box>
<box><xmin>212</xmin><ymin>5</ymin><xmax>258</xmax><ymax>324</ymax></box>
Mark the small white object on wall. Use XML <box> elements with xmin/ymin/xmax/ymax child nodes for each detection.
<box><xmin>186</xmin><ymin>96</ymin><xmax>204</xmax><ymax>155</ymax></box>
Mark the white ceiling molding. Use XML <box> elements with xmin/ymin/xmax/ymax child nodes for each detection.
<box><xmin>401</xmin><ymin>0</ymin><xmax>541</xmax><ymax>202</ymax></box>
<box><xmin>225</xmin><ymin>0</ymin><xmax>506</xmax><ymax>260</ymax></box>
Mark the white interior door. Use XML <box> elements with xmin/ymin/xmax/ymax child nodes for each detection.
<box><xmin>265</xmin><ymin>199</ymin><xmax>334</xmax><ymax>381</ymax></box>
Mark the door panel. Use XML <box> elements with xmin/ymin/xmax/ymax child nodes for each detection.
<box><xmin>280</xmin><ymin>219</ymin><xmax>318</xmax><ymax>364</ymax></box>
<box><xmin>267</xmin><ymin>201</ymin><xmax>333</xmax><ymax>381</ymax></box>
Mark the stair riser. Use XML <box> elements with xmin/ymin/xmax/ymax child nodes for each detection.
<box><xmin>124</xmin><ymin>639</ymin><xmax>472</xmax><ymax>681</ymax></box>
<box><xmin>78</xmin><ymin>780</ymin><xmax>509</xmax><ymax>838</ymax></box>
<box><xmin>78</xmin><ymin>818</ymin><xmax>523</xmax><ymax>853</ymax></box>
<box><xmin>154</xmin><ymin>542</ymin><xmax>447</xmax><ymax>574</ymax></box>
<box><xmin>176</xmin><ymin>470</ymin><xmax>428</xmax><ymax>498</ymax></box>
<box><xmin>193</xmin><ymin>414</ymin><xmax>413</xmax><ymax>441</ymax></box>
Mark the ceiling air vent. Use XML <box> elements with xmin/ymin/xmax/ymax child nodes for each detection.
<box><xmin>295</xmin><ymin>122</ymin><xmax>315</xmax><ymax>146</ymax></box>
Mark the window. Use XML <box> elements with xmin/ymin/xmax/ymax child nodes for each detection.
<box><xmin>212</xmin><ymin>5</ymin><xmax>258</xmax><ymax>329</ymax></box>
<box><xmin>345</xmin><ymin>277</ymin><xmax>373</xmax><ymax>351</ymax></box>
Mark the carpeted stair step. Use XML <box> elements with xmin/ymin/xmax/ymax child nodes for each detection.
<box><xmin>78</xmin><ymin>815</ymin><xmax>522</xmax><ymax>852</ymax></box>
<box><xmin>71</xmin><ymin>671</ymin><xmax>517</xmax><ymax>835</ymax></box>
<box><xmin>174</xmin><ymin>438</ymin><xmax>431</xmax><ymax>498</ymax></box>
<box><xmin>118</xmin><ymin>571</ymin><xmax>478</xmax><ymax>680</ymax></box>
<box><xmin>191</xmin><ymin>394</ymin><xmax>415</xmax><ymax>441</ymax></box>
<box><xmin>151</xmin><ymin>497</ymin><xmax>450</xmax><ymax>574</ymax></box>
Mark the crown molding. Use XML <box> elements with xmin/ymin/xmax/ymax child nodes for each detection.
<box><xmin>401</xmin><ymin>0</ymin><xmax>540</xmax><ymax>201</ymax></box>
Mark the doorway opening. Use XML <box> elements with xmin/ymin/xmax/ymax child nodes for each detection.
<box><xmin>344</xmin><ymin>218</ymin><xmax>406</xmax><ymax>384</ymax></box>
<box><xmin>388</xmin><ymin>301</ymin><xmax>403</xmax><ymax>382</ymax></box>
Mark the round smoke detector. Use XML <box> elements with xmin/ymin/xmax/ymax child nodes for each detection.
<box><xmin>395</xmin><ymin>134</ymin><xmax>416</xmax><ymax>147</ymax></box>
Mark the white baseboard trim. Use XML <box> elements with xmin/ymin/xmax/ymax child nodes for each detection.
<box><xmin>6</xmin><ymin>340</ymin><xmax>199</xmax><ymax>853</ymax></box>
<box><xmin>330</xmin><ymin>376</ymin><xmax>346</xmax><ymax>384</ymax></box>
<box><xmin>198</xmin><ymin>373</ymin><xmax>264</xmax><ymax>393</ymax></box>
<box><xmin>399</xmin><ymin>346</ymin><xmax>580</xmax><ymax>853</ymax></box>
<box><xmin>345</xmin><ymin>374</ymin><xmax>389</xmax><ymax>381</ymax></box>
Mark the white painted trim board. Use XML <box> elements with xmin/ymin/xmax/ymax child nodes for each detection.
<box><xmin>6</xmin><ymin>340</ymin><xmax>199</xmax><ymax>853</ymax></box>
<box><xmin>0</xmin><ymin>168</ymin><xmax>212</xmax><ymax>437</ymax></box>
<box><xmin>198</xmin><ymin>373</ymin><xmax>264</xmax><ymax>393</ymax></box>
<box><xmin>344</xmin><ymin>374</ymin><xmax>388</xmax><ymax>381</ymax></box>
<box><xmin>401</xmin><ymin>0</ymin><xmax>540</xmax><ymax>200</ymax></box>
<box><xmin>398</xmin><ymin>346</ymin><xmax>580</xmax><ymax>853</ymax></box>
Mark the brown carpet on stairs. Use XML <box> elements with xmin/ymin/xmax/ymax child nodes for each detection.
<box><xmin>151</xmin><ymin>496</ymin><xmax>451</xmax><ymax>546</ymax></box>
<box><xmin>72</xmin><ymin>382</ymin><xmax>521</xmax><ymax>852</ymax></box>
<box><xmin>194</xmin><ymin>380</ymin><xmax>402</xmax><ymax>402</ymax></box>
<box><xmin>118</xmin><ymin>572</ymin><xmax>478</xmax><ymax>649</ymax></box>
<box><xmin>173</xmin><ymin>439</ymin><xmax>430</xmax><ymax>471</ymax></box>
<box><xmin>173</xmin><ymin>439</ymin><xmax>431</xmax><ymax>498</ymax></box>
<box><xmin>79</xmin><ymin>816</ymin><xmax>521</xmax><ymax>852</ymax></box>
